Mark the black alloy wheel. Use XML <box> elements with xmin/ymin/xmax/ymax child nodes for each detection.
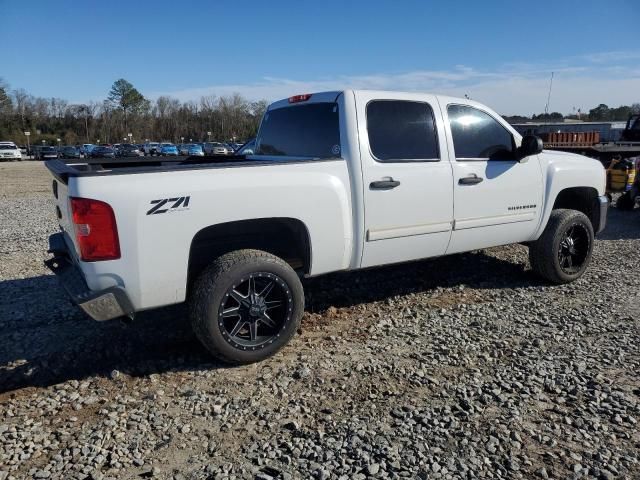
<box><xmin>218</xmin><ymin>272</ymin><xmax>292</xmax><ymax>350</ymax></box>
<box><xmin>557</xmin><ymin>223</ymin><xmax>590</xmax><ymax>274</ymax></box>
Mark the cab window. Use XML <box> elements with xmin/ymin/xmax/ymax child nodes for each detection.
<box><xmin>366</xmin><ymin>100</ymin><xmax>439</xmax><ymax>162</ymax></box>
<box><xmin>448</xmin><ymin>105</ymin><xmax>516</xmax><ymax>160</ymax></box>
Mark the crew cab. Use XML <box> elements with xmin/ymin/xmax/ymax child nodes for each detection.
<box><xmin>44</xmin><ymin>90</ymin><xmax>608</xmax><ymax>364</ymax></box>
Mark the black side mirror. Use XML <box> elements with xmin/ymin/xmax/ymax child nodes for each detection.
<box><xmin>518</xmin><ymin>135</ymin><xmax>543</xmax><ymax>161</ymax></box>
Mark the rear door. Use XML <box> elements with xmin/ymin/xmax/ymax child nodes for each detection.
<box><xmin>442</xmin><ymin>103</ymin><xmax>543</xmax><ymax>253</ymax></box>
<box><xmin>355</xmin><ymin>92</ymin><xmax>454</xmax><ymax>268</ymax></box>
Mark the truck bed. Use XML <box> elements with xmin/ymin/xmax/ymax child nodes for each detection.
<box><xmin>45</xmin><ymin>155</ymin><xmax>337</xmax><ymax>183</ymax></box>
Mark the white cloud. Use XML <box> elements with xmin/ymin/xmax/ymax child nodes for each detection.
<box><xmin>148</xmin><ymin>51</ymin><xmax>640</xmax><ymax>115</ymax></box>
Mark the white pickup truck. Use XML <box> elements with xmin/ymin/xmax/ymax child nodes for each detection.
<box><xmin>45</xmin><ymin>90</ymin><xmax>608</xmax><ymax>363</ymax></box>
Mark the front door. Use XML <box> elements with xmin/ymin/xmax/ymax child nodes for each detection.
<box><xmin>355</xmin><ymin>92</ymin><xmax>454</xmax><ymax>268</ymax></box>
<box><xmin>442</xmin><ymin>103</ymin><xmax>543</xmax><ymax>254</ymax></box>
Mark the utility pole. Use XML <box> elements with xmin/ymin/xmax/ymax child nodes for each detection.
<box><xmin>544</xmin><ymin>72</ymin><xmax>554</xmax><ymax>116</ymax></box>
<box><xmin>24</xmin><ymin>131</ymin><xmax>30</xmax><ymax>156</ymax></box>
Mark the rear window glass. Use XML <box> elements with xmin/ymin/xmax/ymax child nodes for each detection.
<box><xmin>256</xmin><ymin>103</ymin><xmax>340</xmax><ymax>158</ymax></box>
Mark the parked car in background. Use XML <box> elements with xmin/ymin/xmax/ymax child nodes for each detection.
<box><xmin>0</xmin><ymin>141</ymin><xmax>23</xmax><ymax>161</ymax></box>
<box><xmin>236</xmin><ymin>138</ymin><xmax>255</xmax><ymax>156</ymax></box>
<box><xmin>187</xmin><ymin>143</ymin><xmax>204</xmax><ymax>156</ymax></box>
<box><xmin>35</xmin><ymin>146</ymin><xmax>59</xmax><ymax>160</ymax></box>
<box><xmin>89</xmin><ymin>146</ymin><xmax>116</xmax><ymax>158</ymax></box>
<box><xmin>178</xmin><ymin>144</ymin><xmax>188</xmax><ymax>155</ymax></box>
<box><xmin>60</xmin><ymin>146</ymin><xmax>81</xmax><ymax>159</ymax></box>
<box><xmin>116</xmin><ymin>144</ymin><xmax>144</xmax><ymax>157</ymax></box>
<box><xmin>143</xmin><ymin>142</ymin><xmax>160</xmax><ymax>156</ymax></box>
<box><xmin>203</xmin><ymin>142</ymin><xmax>229</xmax><ymax>155</ymax></box>
<box><xmin>36</xmin><ymin>146</ymin><xmax>59</xmax><ymax>160</ymax></box>
<box><xmin>159</xmin><ymin>143</ymin><xmax>178</xmax><ymax>156</ymax></box>
<box><xmin>80</xmin><ymin>144</ymin><xmax>95</xmax><ymax>157</ymax></box>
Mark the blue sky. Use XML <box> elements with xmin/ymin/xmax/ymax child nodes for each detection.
<box><xmin>1</xmin><ymin>0</ymin><xmax>639</xmax><ymax>114</ymax></box>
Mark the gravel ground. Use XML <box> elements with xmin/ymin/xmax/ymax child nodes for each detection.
<box><xmin>1</xmin><ymin>162</ymin><xmax>639</xmax><ymax>480</ymax></box>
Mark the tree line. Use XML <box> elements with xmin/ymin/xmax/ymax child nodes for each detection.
<box><xmin>0</xmin><ymin>77</ymin><xmax>638</xmax><ymax>146</ymax></box>
<box><xmin>0</xmin><ymin>78</ymin><xmax>268</xmax><ymax>146</ymax></box>
<box><xmin>502</xmin><ymin>103</ymin><xmax>640</xmax><ymax>124</ymax></box>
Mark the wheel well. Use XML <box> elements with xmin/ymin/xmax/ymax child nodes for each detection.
<box><xmin>188</xmin><ymin>218</ymin><xmax>311</xmax><ymax>286</ymax></box>
<box><xmin>552</xmin><ymin>187</ymin><xmax>600</xmax><ymax>231</ymax></box>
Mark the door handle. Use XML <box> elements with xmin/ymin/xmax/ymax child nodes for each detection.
<box><xmin>370</xmin><ymin>178</ymin><xmax>401</xmax><ymax>190</ymax></box>
<box><xmin>458</xmin><ymin>174</ymin><xmax>483</xmax><ymax>185</ymax></box>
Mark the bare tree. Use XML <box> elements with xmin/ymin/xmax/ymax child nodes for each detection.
<box><xmin>13</xmin><ymin>89</ymin><xmax>29</xmax><ymax>129</ymax></box>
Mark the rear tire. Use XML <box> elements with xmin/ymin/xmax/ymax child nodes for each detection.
<box><xmin>529</xmin><ymin>209</ymin><xmax>594</xmax><ymax>284</ymax></box>
<box><xmin>189</xmin><ymin>249</ymin><xmax>304</xmax><ymax>364</ymax></box>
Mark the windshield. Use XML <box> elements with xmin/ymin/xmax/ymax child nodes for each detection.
<box><xmin>42</xmin><ymin>147</ymin><xmax>56</xmax><ymax>152</ymax></box>
<box><xmin>256</xmin><ymin>103</ymin><xmax>340</xmax><ymax>158</ymax></box>
<box><xmin>189</xmin><ymin>144</ymin><xmax>202</xmax><ymax>151</ymax></box>
<box><xmin>0</xmin><ymin>144</ymin><xmax>17</xmax><ymax>150</ymax></box>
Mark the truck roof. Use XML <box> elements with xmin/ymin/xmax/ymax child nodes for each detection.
<box><xmin>267</xmin><ymin>89</ymin><xmax>495</xmax><ymax>113</ymax></box>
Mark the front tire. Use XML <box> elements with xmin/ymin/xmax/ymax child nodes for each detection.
<box><xmin>189</xmin><ymin>249</ymin><xmax>304</xmax><ymax>364</ymax></box>
<box><xmin>529</xmin><ymin>209</ymin><xmax>594</xmax><ymax>284</ymax></box>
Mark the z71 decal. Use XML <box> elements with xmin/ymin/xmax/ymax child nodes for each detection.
<box><xmin>147</xmin><ymin>196</ymin><xmax>191</xmax><ymax>215</ymax></box>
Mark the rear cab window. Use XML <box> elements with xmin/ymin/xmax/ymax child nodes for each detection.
<box><xmin>255</xmin><ymin>103</ymin><xmax>341</xmax><ymax>159</ymax></box>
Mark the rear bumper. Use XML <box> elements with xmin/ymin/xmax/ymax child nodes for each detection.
<box><xmin>45</xmin><ymin>233</ymin><xmax>134</xmax><ymax>321</ymax></box>
<box><xmin>596</xmin><ymin>195</ymin><xmax>608</xmax><ymax>234</ymax></box>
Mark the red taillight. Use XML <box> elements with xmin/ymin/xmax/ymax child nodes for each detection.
<box><xmin>288</xmin><ymin>93</ymin><xmax>312</xmax><ymax>103</ymax></box>
<box><xmin>70</xmin><ymin>197</ymin><xmax>120</xmax><ymax>261</ymax></box>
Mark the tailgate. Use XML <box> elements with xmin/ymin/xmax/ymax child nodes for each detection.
<box><xmin>50</xmin><ymin>174</ymin><xmax>79</xmax><ymax>259</ymax></box>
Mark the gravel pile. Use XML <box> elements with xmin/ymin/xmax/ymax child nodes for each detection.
<box><xmin>1</xmin><ymin>162</ymin><xmax>639</xmax><ymax>479</ymax></box>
